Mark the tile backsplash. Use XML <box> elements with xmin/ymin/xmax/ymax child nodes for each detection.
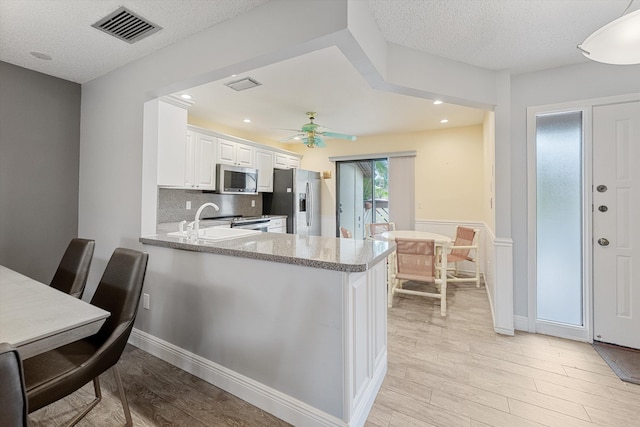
<box><xmin>157</xmin><ymin>188</ymin><xmax>263</xmax><ymax>224</ymax></box>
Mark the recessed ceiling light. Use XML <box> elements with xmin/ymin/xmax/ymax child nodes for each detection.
<box><xmin>30</xmin><ymin>52</ymin><xmax>52</xmax><ymax>60</ymax></box>
<box><xmin>433</xmin><ymin>100</ymin><xmax>443</xmax><ymax>105</ymax></box>
<box><xmin>243</xmin><ymin>118</ymin><xmax>251</xmax><ymax>123</ymax></box>
<box><xmin>180</xmin><ymin>94</ymin><xmax>192</xmax><ymax>100</ymax></box>
<box><xmin>440</xmin><ymin>119</ymin><xmax>449</xmax><ymax>123</ymax></box>
<box><xmin>293</xmin><ymin>137</ymin><xmax>301</xmax><ymax>140</ymax></box>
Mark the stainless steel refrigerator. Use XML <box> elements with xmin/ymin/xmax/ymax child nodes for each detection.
<box><xmin>264</xmin><ymin>168</ymin><xmax>321</xmax><ymax>235</ymax></box>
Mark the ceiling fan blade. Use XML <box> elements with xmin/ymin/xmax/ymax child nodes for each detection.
<box><xmin>322</xmin><ymin>131</ymin><xmax>357</xmax><ymax>141</ymax></box>
<box><xmin>280</xmin><ymin>135</ymin><xmax>301</xmax><ymax>142</ymax></box>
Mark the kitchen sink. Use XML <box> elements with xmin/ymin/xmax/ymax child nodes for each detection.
<box><xmin>168</xmin><ymin>227</ymin><xmax>261</xmax><ymax>241</ymax></box>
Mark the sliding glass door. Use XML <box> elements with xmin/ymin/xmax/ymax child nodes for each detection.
<box><xmin>336</xmin><ymin>159</ymin><xmax>388</xmax><ymax>239</ymax></box>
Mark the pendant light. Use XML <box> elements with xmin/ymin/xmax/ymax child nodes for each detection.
<box><xmin>577</xmin><ymin>1</ymin><xmax>640</xmax><ymax>65</ymax></box>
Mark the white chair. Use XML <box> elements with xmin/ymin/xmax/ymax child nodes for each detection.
<box><xmin>444</xmin><ymin>227</ymin><xmax>481</xmax><ymax>287</ymax></box>
<box><xmin>365</xmin><ymin>222</ymin><xmax>396</xmax><ymax>239</ymax></box>
<box><xmin>389</xmin><ymin>238</ymin><xmax>447</xmax><ymax>316</ymax></box>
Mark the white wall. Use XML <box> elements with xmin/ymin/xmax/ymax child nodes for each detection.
<box><xmin>510</xmin><ymin>62</ymin><xmax>640</xmax><ymax>319</ymax></box>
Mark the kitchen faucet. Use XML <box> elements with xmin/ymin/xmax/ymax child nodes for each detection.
<box><xmin>188</xmin><ymin>202</ymin><xmax>220</xmax><ymax>238</ymax></box>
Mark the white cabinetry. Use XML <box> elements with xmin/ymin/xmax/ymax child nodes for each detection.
<box><xmin>156</xmin><ymin>99</ymin><xmax>189</xmax><ymax>187</ymax></box>
<box><xmin>217</xmin><ymin>138</ymin><xmax>254</xmax><ymax>167</ymax></box>
<box><xmin>254</xmin><ymin>148</ymin><xmax>274</xmax><ymax>192</ymax></box>
<box><xmin>185</xmin><ymin>130</ymin><xmax>216</xmax><ymax>190</ymax></box>
<box><xmin>274</xmin><ymin>153</ymin><xmax>300</xmax><ymax>169</ymax></box>
<box><xmin>268</xmin><ymin>217</ymin><xmax>286</xmax><ymax>233</ymax></box>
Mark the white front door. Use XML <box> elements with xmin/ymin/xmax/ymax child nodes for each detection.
<box><xmin>593</xmin><ymin>101</ymin><xmax>640</xmax><ymax>349</ymax></box>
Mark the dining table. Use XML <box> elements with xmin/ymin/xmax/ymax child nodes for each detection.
<box><xmin>0</xmin><ymin>265</ymin><xmax>110</xmax><ymax>359</ymax></box>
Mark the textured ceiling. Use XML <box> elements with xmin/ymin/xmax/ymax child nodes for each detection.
<box><xmin>0</xmin><ymin>0</ymin><xmax>269</xmax><ymax>84</ymax></box>
<box><xmin>368</xmin><ymin>0</ymin><xmax>638</xmax><ymax>74</ymax></box>
<box><xmin>185</xmin><ymin>46</ymin><xmax>486</xmax><ymax>139</ymax></box>
<box><xmin>1</xmin><ymin>0</ymin><xmax>636</xmax><ymax>140</ymax></box>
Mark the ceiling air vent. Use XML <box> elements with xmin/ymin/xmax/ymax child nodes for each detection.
<box><xmin>92</xmin><ymin>7</ymin><xmax>162</xmax><ymax>44</ymax></box>
<box><xmin>225</xmin><ymin>77</ymin><xmax>262</xmax><ymax>92</ymax></box>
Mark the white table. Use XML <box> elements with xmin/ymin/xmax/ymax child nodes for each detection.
<box><xmin>379</xmin><ymin>230</ymin><xmax>452</xmax><ymax>246</ymax></box>
<box><xmin>0</xmin><ymin>265</ymin><xmax>110</xmax><ymax>359</ymax></box>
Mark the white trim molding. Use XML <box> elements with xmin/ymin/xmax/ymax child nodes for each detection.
<box><xmin>328</xmin><ymin>151</ymin><xmax>416</xmax><ymax>162</ymax></box>
<box><xmin>129</xmin><ymin>329</ymin><xmax>348</xmax><ymax>427</ymax></box>
<box><xmin>494</xmin><ymin>237</ymin><xmax>514</xmax><ymax>335</ymax></box>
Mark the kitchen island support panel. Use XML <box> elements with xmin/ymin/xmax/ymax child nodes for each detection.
<box><xmin>133</xmin><ymin>245</ymin><xmax>387</xmax><ymax>427</ymax></box>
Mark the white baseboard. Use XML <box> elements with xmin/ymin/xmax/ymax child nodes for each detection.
<box><xmin>533</xmin><ymin>321</ymin><xmax>590</xmax><ymax>343</ymax></box>
<box><xmin>128</xmin><ymin>328</ymin><xmax>346</xmax><ymax>427</ymax></box>
<box><xmin>513</xmin><ymin>315</ymin><xmax>529</xmax><ymax>332</ymax></box>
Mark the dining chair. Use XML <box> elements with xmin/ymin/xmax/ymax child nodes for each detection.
<box><xmin>389</xmin><ymin>238</ymin><xmax>447</xmax><ymax>316</ymax></box>
<box><xmin>365</xmin><ymin>222</ymin><xmax>396</xmax><ymax>239</ymax></box>
<box><xmin>50</xmin><ymin>238</ymin><xmax>95</xmax><ymax>298</ymax></box>
<box><xmin>0</xmin><ymin>343</ymin><xmax>29</xmax><ymax>427</ymax></box>
<box><xmin>444</xmin><ymin>227</ymin><xmax>481</xmax><ymax>287</ymax></box>
<box><xmin>23</xmin><ymin>248</ymin><xmax>148</xmax><ymax>427</ymax></box>
<box><xmin>340</xmin><ymin>227</ymin><xmax>353</xmax><ymax>238</ymax></box>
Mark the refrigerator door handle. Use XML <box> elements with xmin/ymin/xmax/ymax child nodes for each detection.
<box><xmin>306</xmin><ymin>182</ymin><xmax>311</xmax><ymax>226</ymax></box>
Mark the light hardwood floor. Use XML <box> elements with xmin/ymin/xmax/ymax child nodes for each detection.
<box><xmin>30</xmin><ymin>282</ymin><xmax>640</xmax><ymax>426</ymax></box>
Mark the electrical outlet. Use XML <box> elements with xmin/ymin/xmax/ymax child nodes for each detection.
<box><xmin>186</xmin><ymin>201</ymin><xmax>191</xmax><ymax>210</ymax></box>
<box><xmin>143</xmin><ymin>293</ymin><xmax>150</xmax><ymax>310</ymax></box>
<box><xmin>251</xmin><ymin>200</ymin><xmax>256</xmax><ymax>207</ymax></box>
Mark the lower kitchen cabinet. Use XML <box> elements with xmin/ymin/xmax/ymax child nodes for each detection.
<box><xmin>268</xmin><ymin>217</ymin><xmax>286</xmax><ymax>233</ymax></box>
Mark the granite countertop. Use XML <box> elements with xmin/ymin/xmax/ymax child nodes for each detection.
<box><xmin>140</xmin><ymin>231</ymin><xmax>394</xmax><ymax>273</ymax></box>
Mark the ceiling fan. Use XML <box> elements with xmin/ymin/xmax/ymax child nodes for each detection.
<box><xmin>282</xmin><ymin>112</ymin><xmax>357</xmax><ymax>148</ymax></box>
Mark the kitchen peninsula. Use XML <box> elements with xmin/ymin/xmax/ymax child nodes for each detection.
<box><xmin>138</xmin><ymin>231</ymin><xmax>393</xmax><ymax>427</ymax></box>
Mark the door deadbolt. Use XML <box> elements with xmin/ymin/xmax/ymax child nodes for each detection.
<box><xmin>596</xmin><ymin>185</ymin><xmax>607</xmax><ymax>192</ymax></box>
<box><xmin>598</xmin><ymin>238</ymin><xmax>610</xmax><ymax>246</ymax></box>
<box><xmin>598</xmin><ymin>205</ymin><xmax>608</xmax><ymax>212</ymax></box>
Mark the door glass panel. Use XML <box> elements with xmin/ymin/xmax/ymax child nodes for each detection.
<box><xmin>536</xmin><ymin>111</ymin><xmax>583</xmax><ymax>325</ymax></box>
<box><xmin>337</xmin><ymin>159</ymin><xmax>388</xmax><ymax>239</ymax></box>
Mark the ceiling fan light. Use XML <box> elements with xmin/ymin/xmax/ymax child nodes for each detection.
<box><xmin>579</xmin><ymin>9</ymin><xmax>640</xmax><ymax>65</ymax></box>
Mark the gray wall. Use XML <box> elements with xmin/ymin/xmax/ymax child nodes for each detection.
<box><xmin>0</xmin><ymin>61</ymin><xmax>81</xmax><ymax>283</ymax></box>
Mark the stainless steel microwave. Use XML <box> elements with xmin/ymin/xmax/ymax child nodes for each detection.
<box><xmin>216</xmin><ymin>164</ymin><xmax>258</xmax><ymax>195</ymax></box>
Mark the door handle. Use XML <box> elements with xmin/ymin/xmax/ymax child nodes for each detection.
<box><xmin>598</xmin><ymin>238</ymin><xmax>610</xmax><ymax>246</ymax></box>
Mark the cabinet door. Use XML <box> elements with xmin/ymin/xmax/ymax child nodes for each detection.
<box><xmin>274</xmin><ymin>153</ymin><xmax>290</xmax><ymax>169</ymax></box>
<box><xmin>157</xmin><ymin>100</ymin><xmax>188</xmax><ymax>186</ymax></box>
<box><xmin>289</xmin><ymin>156</ymin><xmax>300</xmax><ymax>169</ymax></box>
<box><xmin>255</xmin><ymin>149</ymin><xmax>274</xmax><ymax>192</ymax></box>
<box><xmin>236</xmin><ymin>143</ymin><xmax>254</xmax><ymax>167</ymax></box>
<box><xmin>195</xmin><ymin>133</ymin><xmax>216</xmax><ymax>190</ymax></box>
<box><xmin>217</xmin><ymin>138</ymin><xmax>236</xmax><ymax>165</ymax></box>
<box><xmin>184</xmin><ymin>130</ymin><xmax>196</xmax><ymax>188</ymax></box>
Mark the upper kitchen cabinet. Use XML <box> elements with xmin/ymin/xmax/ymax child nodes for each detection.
<box><xmin>254</xmin><ymin>148</ymin><xmax>274</xmax><ymax>192</ymax></box>
<box><xmin>217</xmin><ymin>138</ymin><xmax>254</xmax><ymax>167</ymax></box>
<box><xmin>185</xmin><ymin>128</ymin><xmax>217</xmax><ymax>190</ymax></box>
<box><xmin>274</xmin><ymin>153</ymin><xmax>300</xmax><ymax>170</ymax></box>
<box><xmin>156</xmin><ymin>97</ymin><xmax>190</xmax><ymax>187</ymax></box>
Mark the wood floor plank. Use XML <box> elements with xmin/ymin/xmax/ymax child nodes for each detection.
<box><xmin>534</xmin><ymin>379</ymin><xmax>640</xmax><ymax>420</ymax></box>
<box><xmin>388</xmin><ymin>411</ymin><xmax>438</xmax><ymax>427</ymax></box>
<box><xmin>376</xmin><ymin>387</ymin><xmax>472</xmax><ymax>426</ymax></box>
<box><xmin>429</xmin><ymin>389</ymin><xmax>545</xmax><ymax>427</ymax></box>
<box><xmin>405</xmin><ymin>367</ymin><xmax>510</xmax><ymax>412</ymax></box>
<box><xmin>507</xmin><ymin>398</ymin><xmax>594</xmax><ymax>427</ymax></box>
